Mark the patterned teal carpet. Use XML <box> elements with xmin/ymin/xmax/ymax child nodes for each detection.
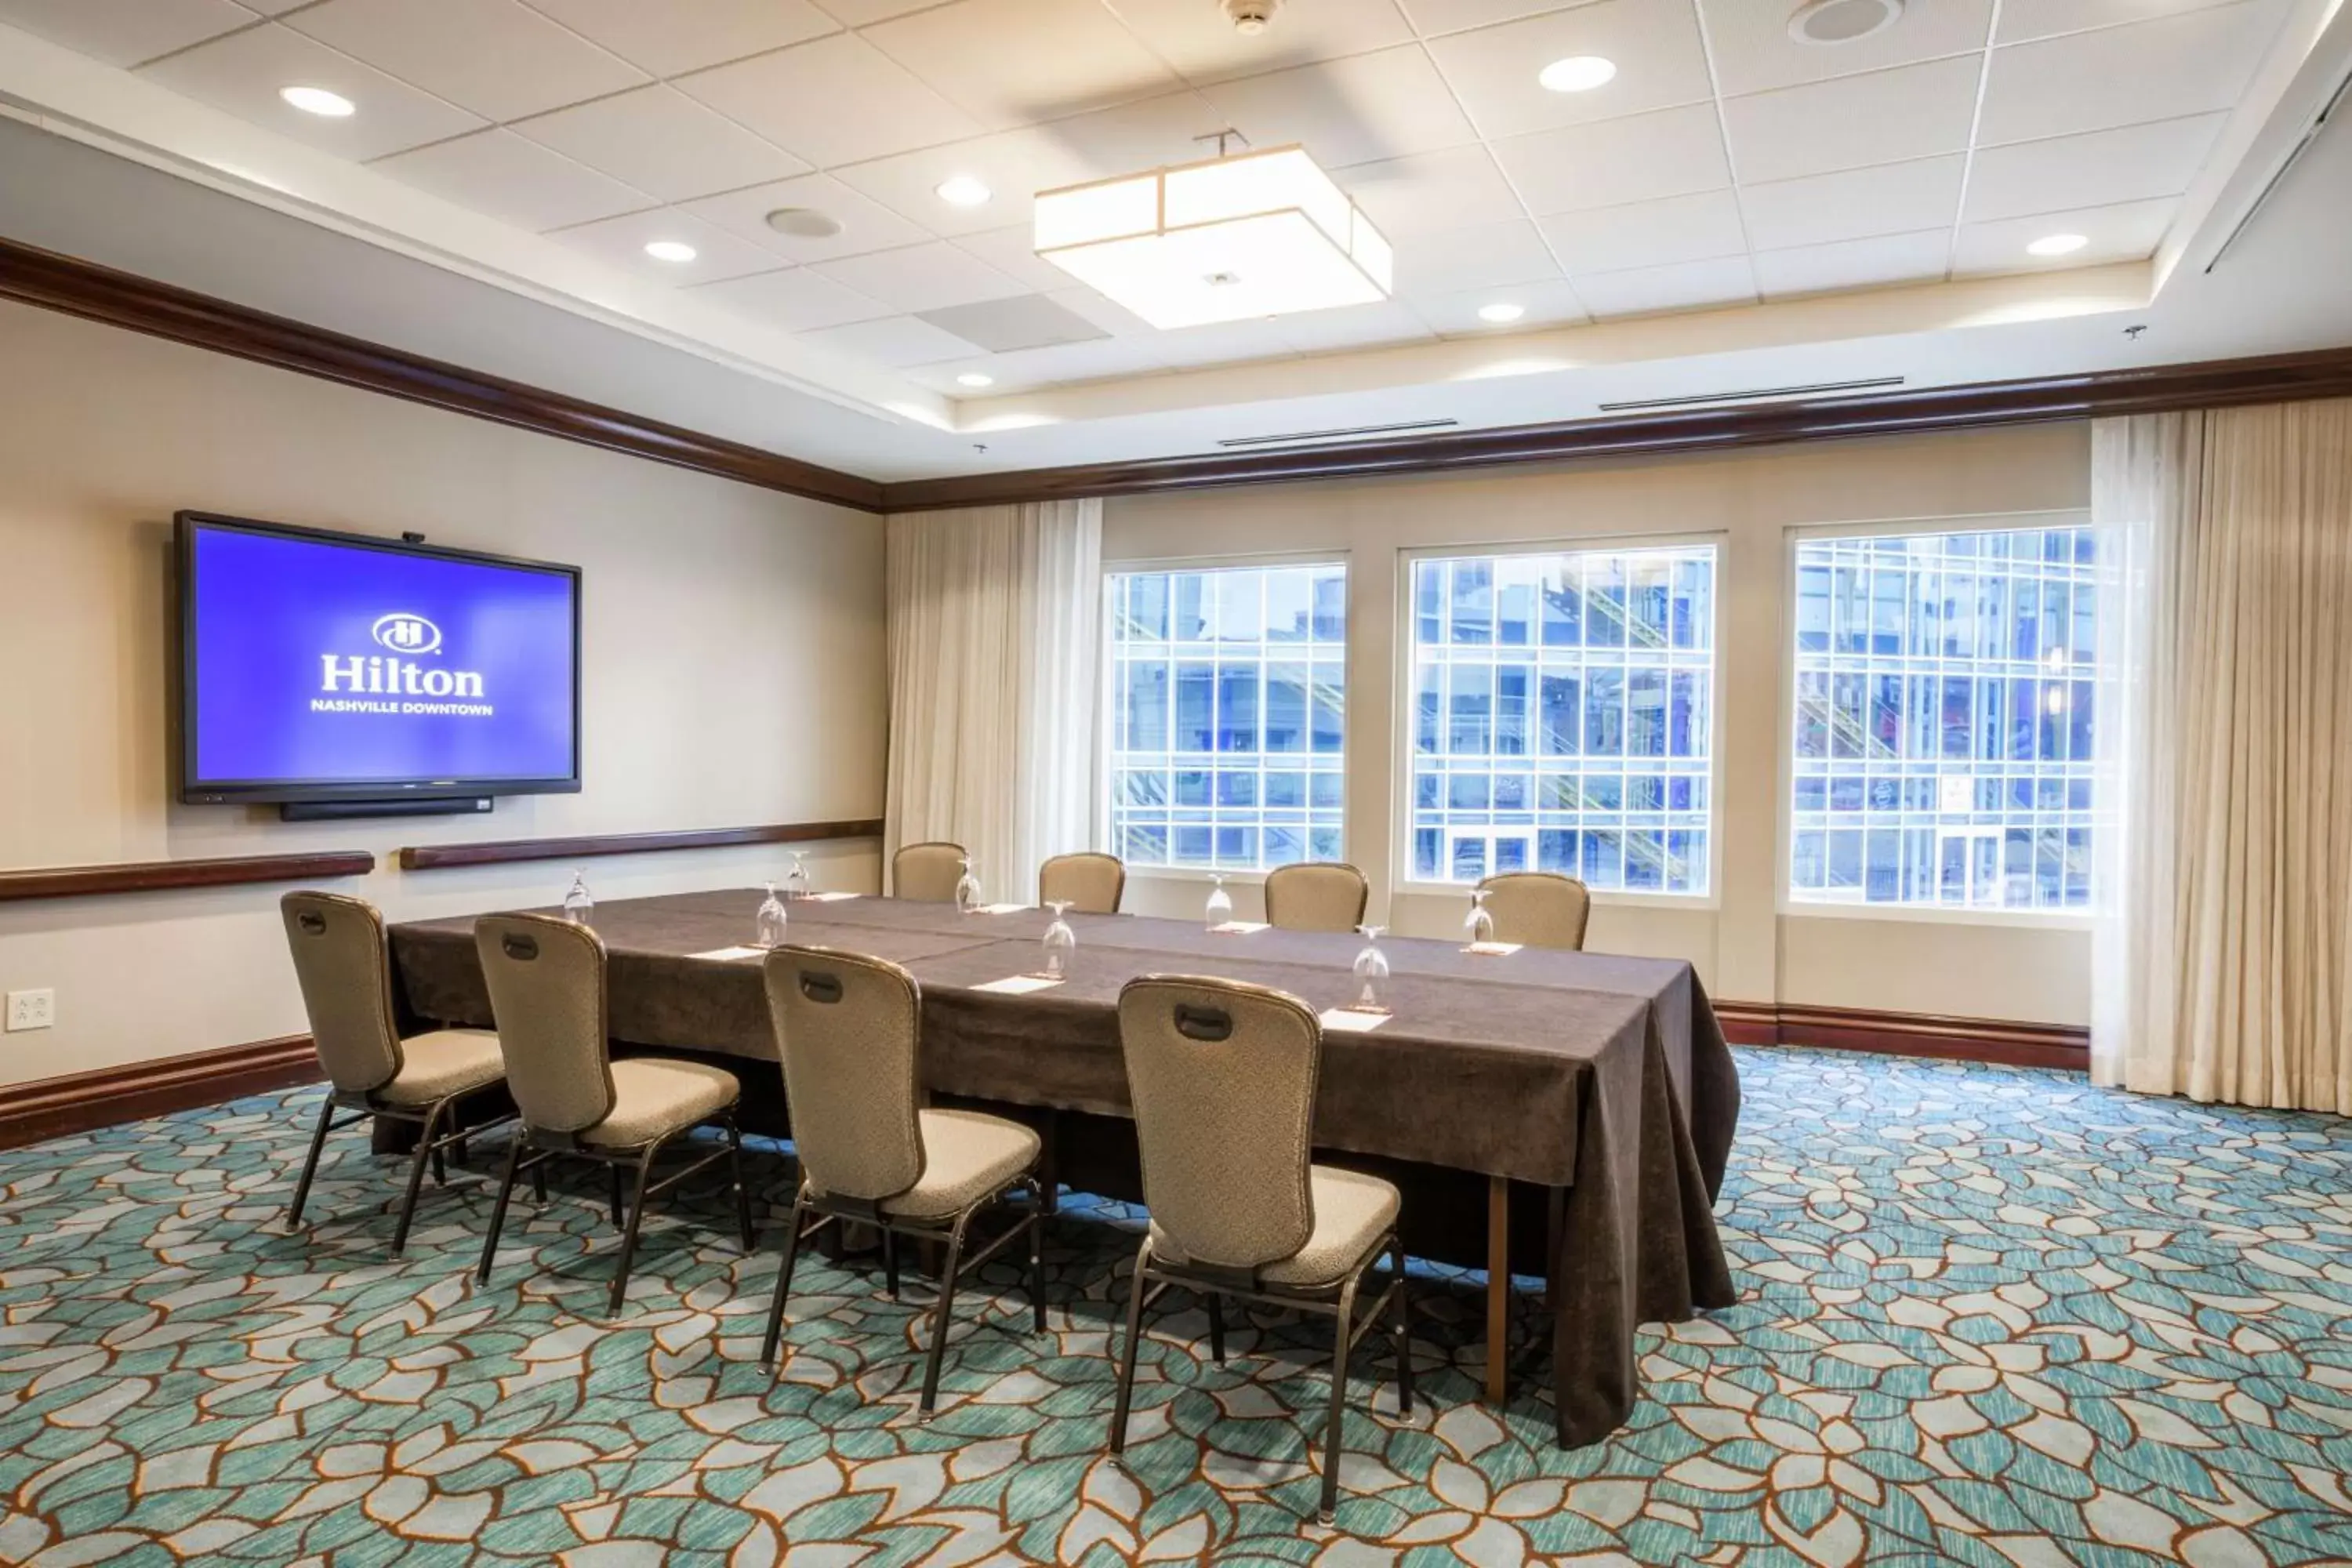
<box><xmin>2</xmin><ymin>1047</ymin><xmax>2350</xmax><ymax>1566</ymax></box>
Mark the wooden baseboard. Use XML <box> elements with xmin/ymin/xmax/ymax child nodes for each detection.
<box><xmin>1717</xmin><ymin>1000</ymin><xmax>2088</xmax><ymax>1070</ymax></box>
<box><xmin>0</xmin><ymin>1036</ymin><xmax>320</xmax><ymax>1151</ymax></box>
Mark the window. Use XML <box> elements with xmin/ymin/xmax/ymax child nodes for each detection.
<box><xmin>1108</xmin><ymin>561</ymin><xmax>1346</xmax><ymax>870</ymax></box>
<box><xmin>1788</xmin><ymin>524</ymin><xmax>2105</xmax><ymax>912</ymax></box>
<box><xmin>1406</xmin><ymin>545</ymin><xmax>1717</xmax><ymax>894</ymax></box>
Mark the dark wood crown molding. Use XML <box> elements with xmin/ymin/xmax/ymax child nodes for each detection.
<box><xmin>0</xmin><ymin>235</ymin><xmax>884</xmax><ymax>514</ymax></box>
<box><xmin>0</xmin><ymin>851</ymin><xmax>374</xmax><ymax>903</ymax></box>
<box><xmin>1715</xmin><ymin>1000</ymin><xmax>2088</xmax><ymax>1071</ymax></box>
<box><xmin>397</xmin><ymin>818</ymin><xmax>884</xmax><ymax>871</ymax></box>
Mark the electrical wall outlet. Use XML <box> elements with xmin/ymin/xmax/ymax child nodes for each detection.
<box><xmin>5</xmin><ymin>989</ymin><xmax>56</xmax><ymax>1032</ymax></box>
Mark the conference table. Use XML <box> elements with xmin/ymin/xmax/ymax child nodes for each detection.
<box><xmin>389</xmin><ymin>890</ymin><xmax>1740</xmax><ymax>1448</ymax></box>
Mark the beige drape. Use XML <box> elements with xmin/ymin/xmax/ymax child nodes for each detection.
<box><xmin>2092</xmin><ymin>399</ymin><xmax>2352</xmax><ymax>1113</ymax></box>
<box><xmin>882</xmin><ymin>499</ymin><xmax>1102</xmax><ymax>906</ymax></box>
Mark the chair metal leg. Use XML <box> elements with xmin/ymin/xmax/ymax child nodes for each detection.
<box><xmin>760</xmin><ymin>1192</ymin><xmax>808</xmax><ymax>1370</ymax></box>
<box><xmin>477</xmin><ymin>1135</ymin><xmax>526</xmax><ymax>1284</ymax></box>
<box><xmin>287</xmin><ymin>1096</ymin><xmax>336</xmax><ymax>1229</ymax></box>
<box><xmin>606</xmin><ymin>1142</ymin><xmax>662</xmax><ymax>1314</ymax></box>
<box><xmin>1206</xmin><ymin>1293</ymin><xmax>1228</xmax><ymax>1365</ymax></box>
<box><xmin>916</xmin><ymin>1210</ymin><xmax>973</xmax><ymax>1419</ymax></box>
<box><xmin>1319</xmin><ymin>1272</ymin><xmax>1361</xmax><ymax>1526</ymax></box>
<box><xmin>1388</xmin><ymin>1233</ymin><xmax>1415</xmax><ymax>1421</ymax></box>
<box><xmin>1021</xmin><ymin>1178</ymin><xmax>1046</xmax><ymax>1333</ymax></box>
<box><xmin>726</xmin><ymin>1116</ymin><xmax>756</xmax><ymax>1253</ymax></box>
<box><xmin>529</xmin><ymin>1157</ymin><xmax>548</xmax><ymax>1206</ymax></box>
<box><xmin>390</xmin><ymin>1101</ymin><xmax>445</xmax><ymax>1258</ymax></box>
<box><xmin>431</xmin><ymin>1140</ymin><xmax>448</xmax><ymax>1189</ymax></box>
<box><xmin>882</xmin><ymin>1229</ymin><xmax>901</xmax><ymax>1301</ymax></box>
<box><xmin>608</xmin><ymin>1165</ymin><xmax>626</xmax><ymax>1229</ymax></box>
<box><xmin>1109</xmin><ymin>1243</ymin><xmax>1151</xmax><ymax>1457</ymax></box>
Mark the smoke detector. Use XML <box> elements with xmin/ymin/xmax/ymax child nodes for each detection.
<box><xmin>1223</xmin><ymin>0</ymin><xmax>1279</xmax><ymax>35</ymax></box>
<box><xmin>1788</xmin><ymin>0</ymin><xmax>1904</xmax><ymax>44</ymax></box>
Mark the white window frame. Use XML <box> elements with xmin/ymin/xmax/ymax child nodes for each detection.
<box><xmin>1776</xmin><ymin>510</ymin><xmax>2100</xmax><ymax>930</ymax></box>
<box><xmin>1392</xmin><ymin>531</ymin><xmax>1727</xmax><ymax>909</ymax></box>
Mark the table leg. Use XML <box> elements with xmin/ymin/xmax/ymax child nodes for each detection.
<box><xmin>1485</xmin><ymin>1174</ymin><xmax>1508</xmax><ymax>1407</ymax></box>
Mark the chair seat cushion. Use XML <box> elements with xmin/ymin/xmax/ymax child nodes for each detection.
<box><xmin>582</xmin><ymin>1059</ymin><xmax>741</xmax><ymax>1147</ymax></box>
<box><xmin>878</xmin><ymin>1109</ymin><xmax>1040</xmax><ymax>1219</ymax></box>
<box><xmin>1151</xmin><ymin>1166</ymin><xmax>1399</xmax><ymax>1288</ymax></box>
<box><xmin>374</xmin><ymin>1029</ymin><xmax>505</xmax><ymax>1105</ymax></box>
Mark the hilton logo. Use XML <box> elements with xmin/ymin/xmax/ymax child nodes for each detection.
<box><xmin>372</xmin><ymin>612</ymin><xmax>442</xmax><ymax>655</ymax></box>
<box><xmin>318</xmin><ymin>611</ymin><xmax>489</xmax><ymax>709</ymax></box>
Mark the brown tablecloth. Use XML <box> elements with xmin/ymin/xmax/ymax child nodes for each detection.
<box><xmin>390</xmin><ymin>891</ymin><xmax>1740</xmax><ymax>1446</ymax></box>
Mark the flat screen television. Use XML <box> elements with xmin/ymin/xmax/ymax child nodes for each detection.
<box><xmin>177</xmin><ymin>511</ymin><xmax>581</xmax><ymax>811</ymax></box>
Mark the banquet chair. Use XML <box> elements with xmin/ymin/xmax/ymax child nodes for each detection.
<box><xmin>892</xmin><ymin>840</ymin><xmax>967</xmax><ymax>902</ymax></box>
<box><xmin>472</xmin><ymin>913</ymin><xmax>755</xmax><ymax>1312</ymax></box>
<box><xmin>279</xmin><ymin>891</ymin><xmax>514</xmax><ymax>1255</ymax></box>
<box><xmin>1040</xmin><ymin>851</ymin><xmax>1126</xmax><ymax>914</ymax></box>
<box><xmin>759</xmin><ymin>945</ymin><xmax>1046</xmax><ymax>1417</ymax></box>
<box><xmin>1109</xmin><ymin>975</ymin><xmax>1412</xmax><ymax>1525</ymax></box>
<box><xmin>1262</xmin><ymin>862</ymin><xmax>1370</xmax><ymax>934</ymax></box>
<box><xmin>1475</xmin><ymin>871</ymin><xmax>1592</xmax><ymax>951</ymax></box>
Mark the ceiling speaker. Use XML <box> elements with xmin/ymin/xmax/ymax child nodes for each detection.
<box><xmin>1788</xmin><ymin>0</ymin><xmax>1904</xmax><ymax>44</ymax></box>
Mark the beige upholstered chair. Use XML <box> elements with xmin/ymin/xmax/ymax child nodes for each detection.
<box><xmin>1109</xmin><ymin>975</ymin><xmax>1411</xmax><ymax>1524</ymax></box>
<box><xmin>280</xmin><ymin>891</ymin><xmax>514</xmax><ymax>1255</ymax></box>
<box><xmin>1262</xmin><ymin>862</ymin><xmax>1370</xmax><ymax>934</ymax></box>
<box><xmin>893</xmin><ymin>841</ymin><xmax>967</xmax><ymax>903</ymax></box>
<box><xmin>472</xmin><ymin>913</ymin><xmax>754</xmax><ymax>1312</ymax></box>
<box><xmin>760</xmin><ymin>945</ymin><xmax>1045</xmax><ymax>1417</ymax></box>
<box><xmin>1476</xmin><ymin>871</ymin><xmax>1592</xmax><ymax>951</ymax></box>
<box><xmin>1040</xmin><ymin>851</ymin><xmax>1126</xmax><ymax>914</ymax></box>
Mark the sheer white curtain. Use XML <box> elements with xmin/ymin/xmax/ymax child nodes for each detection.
<box><xmin>883</xmin><ymin>499</ymin><xmax>1102</xmax><ymax>906</ymax></box>
<box><xmin>2092</xmin><ymin>400</ymin><xmax>2352</xmax><ymax>1113</ymax></box>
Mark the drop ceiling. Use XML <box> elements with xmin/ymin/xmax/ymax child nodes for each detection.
<box><xmin>0</xmin><ymin>0</ymin><xmax>2348</xmax><ymax>483</ymax></box>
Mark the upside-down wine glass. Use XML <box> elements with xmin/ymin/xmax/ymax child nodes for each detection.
<box><xmin>754</xmin><ymin>881</ymin><xmax>789</xmax><ymax>949</ymax></box>
<box><xmin>1040</xmin><ymin>900</ymin><xmax>1076</xmax><ymax>980</ymax></box>
<box><xmin>1350</xmin><ymin>924</ymin><xmax>1392</xmax><ymax>1014</ymax></box>
<box><xmin>955</xmin><ymin>856</ymin><xmax>982</xmax><ymax>914</ymax></box>
<box><xmin>1204</xmin><ymin>873</ymin><xmax>1234</xmax><ymax>931</ymax></box>
<box><xmin>562</xmin><ymin>869</ymin><xmax>594</xmax><ymax>927</ymax></box>
<box><xmin>783</xmin><ymin>851</ymin><xmax>810</xmax><ymax>901</ymax></box>
<box><xmin>1463</xmin><ymin>887</ymin><xmax>1496</xmax><ymax>949</ymax></box>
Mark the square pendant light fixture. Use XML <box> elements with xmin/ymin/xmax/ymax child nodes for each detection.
<box><xmin>1033</xmin><ymin>144</ymin><xmax>1392</xmax><ymax>330</ymax></box>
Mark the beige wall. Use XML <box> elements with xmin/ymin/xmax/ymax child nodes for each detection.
<box><xmin>1102</xmin><ymin>423</ymin><xmax>2096</xmax><ymax>1025</ymax></box>
<box><xmin>0</xmin><ymin>302</ymin><xmax>887</xmax><ymax>1086</ymax></box>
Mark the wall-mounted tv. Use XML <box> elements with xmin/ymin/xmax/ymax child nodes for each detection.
<box><xmin>177</xmin><ymin>511</ymin><xmax>581</xmax><ymax>812</ymax></box>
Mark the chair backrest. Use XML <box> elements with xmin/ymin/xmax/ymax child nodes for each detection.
<box><xmin>1040</xmin><ymin>851</ymin><xmax>1126</xmax><ymax>914</ymax></box>
<box><xmin>1263</xmin><ymin>862</ymin><xmax>1370</xmax><ymax>934</ymax></box>
<box><xmin>893</xmin><ymin>840</ymin><xmax>967</xmax><ymax>902</ymax></box>
<box><xmin>1478</xmin><ymin>871</ymin><xmax>1592</xmax><ymax>952</ymax></box>
<box><xmin>1116</xmin><ymin>975</ymin><xmax>1321</xmax><ymax>1272</ymax></box>
<box><xmin>281</xmin><ymin>891</ymin><xmax>405</xmax><ymax>1096</ymax></box>
<box><xmin>473</xmin><ymin>913</ymin><xmax>615</xmax><ymax>1135</ymax></box>
<box><xmin>763</xmin><ymin>946</ymin><xmax>924</xmax><ymax>1203</ymax></box>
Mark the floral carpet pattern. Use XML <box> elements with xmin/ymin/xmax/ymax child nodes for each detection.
<box><xmin>1</xmin><ymin>1047</ymin><xmax>2350</xmax><ymax>1566</ymax></box>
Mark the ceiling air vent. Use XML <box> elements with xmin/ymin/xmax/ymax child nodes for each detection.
<box><xmin>1596</xmin><ymin>376</ymin><xmax>1905</xmax><ymax>412</ymax></box>
<box><xmin>1218</xmin><ymin>418</ymin><xmax>1458</xmax><ymax>449</ymax></box>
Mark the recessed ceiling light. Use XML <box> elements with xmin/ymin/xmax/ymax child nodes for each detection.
<box><xmin>935</xmin><ymin>176</ymin><xmax>993</xmax><ymax>208</ymax></box>
<box><xmin>1477</xmin><ymin>302</ymin><xmax>1526</xmax><ymax>323</ymax></box>
<box><xmin>2027</xmin><ymin>232</ymin><xmax>2089</xmax><ymax>256</ymax></box>
<box><xmin>280</xmin><ymin>85</ymin><xmax>354</xmax><ymax>117</ymax></box>
<box><xmin>956</xmin><ymin>372</ymin><xmax>995</xmax><ymax>388</ymax></box>
<box><xmin>644</xmin><ymin>240</ymin><xmax>698</xmax><ymax>263</ymax></box>
<box><xmin>1788</xmin><ymin>0</ymin><xmax>1904</xmax><ymax>45</ymax></box>
<box><xmin>765</xmin><ymin>207</ymin><xmax>844</xmax><ymax>239</ymax></box>
<box><xmin>1537</xmin><ymin>56</ymin><xmax>1617</xmax><ymax>93</ymax></box>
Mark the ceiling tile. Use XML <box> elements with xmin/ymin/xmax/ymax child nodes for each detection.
<box><xmin>1410</xmin><ymin>275</ymin><xmax>1588</xmax><ymax>334</ymax></box>
<box><xmin>680</xmin><ymin>172</ymin><xmax>934</xmax><ymax>263</ymax></box>
<box><xmin>1200</xmin><ymin>45</ymin><xmax>1479</xmax><ymax>169</ymax></box>
<box><xmin>517</xmin><ymin>0</ymin><xmax>838</xmax><ymax>78</ymax></box>
<box><xmin>513</xmin><ymin>85</ymin><xmax>808</xmax><ymax>202</ymax></box>
<box><xmin>1994</xmin><ymin>0</ymin><xmax>2245</xmax><ymax>44</ymax></box>
<box><xmin>800</xmin><ymin>314</ymin><xmax>985</xmax><ymax>367</ymax></box>
<box><xmin>372</xmin><ymin>128</ymin><xmax>652</xmax><ymax>230</ymax></box>
<box><xmin>688</xmin><ymin>267</ymin><xmax>895</xmax><ymax>330</ymax></box>
<box><xmin>1392</xmin><ymin>218</ymin><xmax>1563</xmax><ymax>296</ymax></box>
<box><xmin>137</xmin><ymin>22</ymin><xmax>488</xmax><ymax>160</ymax></box>
<box><xmin>1537</xmin><ymin>190</ymin><xmax>1746</xmax><ymax>275</ymax></box>
<box><xmin>1962</xmin><ymin>114</ymin><xmax>2224</xmax><ymax>222</ymax></box>
<box><xmin>810</xmin><ymin>0</ymin><xmax>967</xmax><ymax>23</ymax></box>
<box><xmin>1399</xmin><ymin>0</ymin><xmax>1574</xmax><ymax>34</ymax></box>
<box><xmin>677</xmin><ymin>31</ymin><xmax>981</xmax><ymax>167</ymax></box>
<box><xmin>1149</xmin><ymin>318</ymin><xmax>1298</xmax><ymax>368</ymax></box>
<box><xmin>1103</xmin><ymin>0</ymin><xmax>1414</xmax><ymax>83</ymax></box>
<box><xmin>0</xmin><ymin>0</ymin><xmax>258</xmax><ymax>68</ymax></box>
<box><xmin>284</xmin><ymin>0</ymin><xmax>648</xmax><ymax>123</ymax></box>
<box><xmin>1018</xmin><ymin>89</ymin><xmax>1229</xmax><ymax>176</ymax></box>
<box><xmin>1272</xmin><ymin>299</ymin><xmax>1436</xmax><ymax>355</ymax></box>
<box><xmin>955</xmin><ymin>224</ymin><xmax>1091</xmax><ymax>293</ymax></box>
<box><xmin>1490</xmin><ymin>103</ymin><xmax>1730</xmax><ymax>216</ymax></box>
<box><xmin>917</xmin><ymin>293</ymin><xmax>1107</xmax><ymax>351</ymax></box>
<box><xmin>1952</xmin><ymin>196</ymin><xmax>2180</xmax><ymax>274</ymax></box>
<box><xmin>828</xmin><ymin>126</ymin><xmax>1100</xmax><ymax>240</ymax></box>
<box><xmin>1047</xmin><ymin>285</ymin><xmax>1158</xmax><ymax>337</ymax></box>
<box><xmin>864</xmin><ymin>0</ymin><xmax>1181</xmax><ymax>129</ymax></box>
<box><xmin>910</xmin><ymin>336</ymin><xmax>1171</xmax><ymax>392</ymax></box>
<box><xmin>1738</xmin><ymin>154</ymin><xmax>1965</xmax><ymax>250</ymax></box>
<box><xmin>1723</xmin><ymin>55</ymin><xmax>1981</xmax><ymax>184</ymax></box>
<box><xmin>1697</xmin><ymin>0</ymin><xmax>1994</xmax><ymax>96</ymax></box>
<box><xmin>1976</xmin><ymin>1</ymin><xmax>2285</xmax><ymax>145</ymax></box>
<box><xmin>1573</xmin><ymin>254</ymin><xmax>1758</xmax><ymax>318</ymax></box>
<box><xmin>1335</xmin><ymin>144</ymin><xmax>1526</xmax><ymax>236</ymax></box>
<box><xmin>1425</xmin><ymin>0</ymin><xmax>1715</xmax><ymax>141</ymax></box>
<box><xmin>546</xmin><ymin>207</ymin><xmax>786</xmax><ymax>284</ymax></box>
<box><xmin>811</xmin><ymin>241</ymin><xmax>1029</xmax><ymax>312</ymax></box>
<box><xmin>1751</xmin><ymin>228</ymin><xmax>1951</xmax><ymax>298</ymax></box>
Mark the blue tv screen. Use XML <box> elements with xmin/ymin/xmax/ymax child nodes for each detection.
<box><xmin>178</xmin><ymin>514</ymin><xmax>581</xmax><ymax>803</ymax></box>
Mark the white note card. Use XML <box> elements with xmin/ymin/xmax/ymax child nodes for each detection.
<box><xmin>1466</xmin><ymin>941</ymin><xmax>1523</xmax><ymax>956</ymax></box>
<box><xmin>973</xmin><ymin>974</ymin><xmax>1062</xmax><ymax>994</ymax></box>
<box><xmin>1210</xmin><ymin>920</ymin><xmax>1271</xmax><ymax>935</ymax></box>
<box><xmin>975</xmin><ymin>902</ymin><xmax>1032</xmax><ymax>916</ymax></box>
<box><xmin>691</xmin><ymin>946</ymin><xmax>768</xmax><ymax>962</ymax></box>
<box><xmin>803</xmin><ymin>891</ymin><xmax>859</xmax><ymax>902</ymax></box>
<box><xmin>1319</xmin><ymin>1007</ymin><xmax>1390</xmax><ymax>1033</ymax></box>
